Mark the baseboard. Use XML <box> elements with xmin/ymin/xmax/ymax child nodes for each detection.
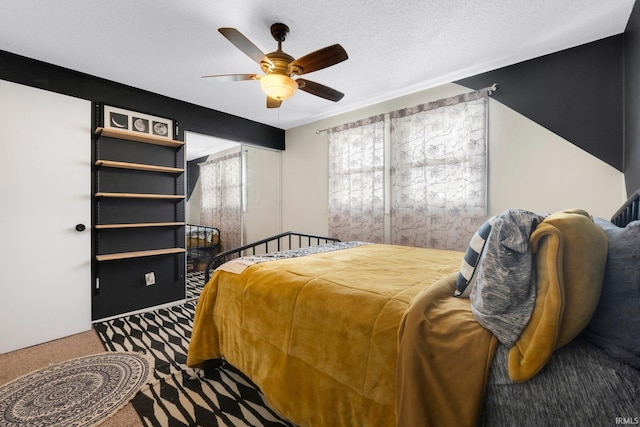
<box><xmin>91</xmin><ymin>298</ymin><xmax>188</xmax><ymax>324</ymax></box>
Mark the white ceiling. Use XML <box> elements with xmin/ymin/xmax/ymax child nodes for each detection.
<box><xmin>0</xmin><ymin>1</ymin><xmax>635</xmax><ymax>131</ymax></box>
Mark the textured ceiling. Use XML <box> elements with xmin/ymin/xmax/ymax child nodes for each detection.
<box><xmin>0</xmin><ymin>0</ymin><xmax>635</xmax><ymax>130</ymax></box>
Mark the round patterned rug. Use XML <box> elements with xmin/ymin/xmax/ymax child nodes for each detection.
<box><xmin>0</xmin><ymin>352</ymin><xmax>152</xmax><ymax>427</ymax></box>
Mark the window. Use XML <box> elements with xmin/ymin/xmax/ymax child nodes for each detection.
<box><xmin>390</xmin><ymin>90</ymin><xmax>488</xmax><ymax>250</ymax></box>
<box><xmin>328</xmin><ymin>90</ymin><xmax>488</xmax><ymax>250</ymax></box>
<box><xmin>328</xmin><ymin>115</ymin><xmax>385</xmax><ymax>243</ymax></box>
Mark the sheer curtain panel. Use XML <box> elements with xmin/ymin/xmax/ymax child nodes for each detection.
<box><xmin>328</xmin><ymin>115</ymin><xmax>385</xmax><ymax>242</ymax></box>
<box><xmin>390</xmin><ymin>90</ymin><xmax>488</xmax><ymax>251</ymax></box>
<box><xmin>199</xmin><ymin>152</ymin><xmax>242</xmax><ymax>250</ymax></box>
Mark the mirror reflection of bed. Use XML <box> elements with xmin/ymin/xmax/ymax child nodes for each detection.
<box><xmin>185</xmin><ymin>131</ymin><xmax>282</xmax><ymax>272</ymax></box>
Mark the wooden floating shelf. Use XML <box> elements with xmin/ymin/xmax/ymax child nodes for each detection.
<box><xmin>95</xmin><ymin>127</ymin><xmax>184</xmax><ymax>148</ymax></box>
<box><xmin>95</xmin><ymin>222</ymin><xmax>185</xmax><ymax>229</ymax></box>
<box><xmin>96</xmin><ymin>247</ymin><xmax>186</xmax><ymax>262</ymax></box>
<box><xmin>96</xmin><ymin>160</ymin><xmax>184</xmax><ymax>174</ymax></box>
<box><xmin>95</xmin><ymin>192</ymin><xmax>185</xmax><ymax>200</ymax></box>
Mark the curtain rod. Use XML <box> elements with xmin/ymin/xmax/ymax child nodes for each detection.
<box><xmin>315</xmin><ymin>83</ymin><xmax>499</xmax><ymax>134</ymax></box>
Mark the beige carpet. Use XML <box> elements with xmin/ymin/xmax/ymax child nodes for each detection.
<box><xmin>0</xmin><ymin>329</ymin><xmax>143</xmax><ymax>427</ymax></box>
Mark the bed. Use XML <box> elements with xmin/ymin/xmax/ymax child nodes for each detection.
<box><xmin>187</xmin><ymin>196</ymin><xmax>640</xmax><ymax>426</ymax></box>
<box><xmin>186</xmin><ymin>224</ymin><xmax>223</xmax><ymax>271</ymax></box>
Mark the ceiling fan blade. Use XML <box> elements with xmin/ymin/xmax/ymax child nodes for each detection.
<box><xmin>201</xmin><ymin>74</ymin><xmax>259</xmax><ymax>82</ymax></box>
<box><xmin>289</xmin><ymin>44</ymin><xmax>348</xmax><ymax>75</ymax></box>
<box><xmin>297</xmin><ymin>79</ymin><xmax>344</xmax><ymax>102</ymax></box>
<box><xmin>267</xmin><ymin>97</ymin><xmax>282</xmax><ymax>109</ymax></box>
<box><xmin>218</xmin><ymin>27</ymin><xmax>273</xmax><ymax>68</ymax></box>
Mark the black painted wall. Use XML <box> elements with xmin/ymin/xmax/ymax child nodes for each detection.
<box><xmin>456</xmin><ymin>35</ymin><xmax>624</xmax><ymax>173</ymax></box>
<box><xmin>187</xmin><ymin>156</ymin><xmax>208</xmax><ymax>201</ymax></box>
<box><xmin>92</xmin><ymin>133</ymin><xmax>186</xmax><ymax>319</ymax></box>
<box><xmin>625</xmin><ymin>3</ymin><xmax>640</xmax><ymax>196</ymax></box>
<box><xmin>0</xmin><ymin>50</ymin><xmax>285</xmax><ymax>149</ymax></box>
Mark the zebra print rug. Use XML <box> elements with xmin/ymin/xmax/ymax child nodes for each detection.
<box><xmin>94</xmin><ymin>271</ymin><xmax>295</xmax><ymax>427</ymax></box>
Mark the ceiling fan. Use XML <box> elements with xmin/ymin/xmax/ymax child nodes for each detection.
<box><xmin>203</xmin><ymin>23</ymin><xmax>348</xmax><ymax>108</ymax></box>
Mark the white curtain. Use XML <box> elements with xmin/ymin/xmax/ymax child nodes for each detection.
<box><xmin>328</xmin><ymin>115</ymin><xmax>385</xmax><ymax>242</ymax></box>
<box><xmin>390</xmin><ymin>89</ymin><xmax>488</xmax><ymax>251</ymax></box>
<box><xmin>199</xmin><ymin>151</ymin><xmax>242</xmax><ymax>250</ymax></box>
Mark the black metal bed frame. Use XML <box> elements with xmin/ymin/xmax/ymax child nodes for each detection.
<box><xmin>186</xmin><ymin>224</ymin><xmax>223</xmax><ymax>271</ymax></box>
<box><xmin>204</xmin><ymin>231</ymin><xmax>340</xmax><ymax>283</ymax></box>
<box><xmin>611</xmin><ymin>189</ymin><xmax>640</xmax><ymax>226</ymax></box>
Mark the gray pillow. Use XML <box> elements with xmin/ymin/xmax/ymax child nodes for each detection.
<box><xmin>584</xmin><ymin>218</ymin><xmax>640</xmax><ymax>369</ymax></box>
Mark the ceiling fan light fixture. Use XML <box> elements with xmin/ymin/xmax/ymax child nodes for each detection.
<box><xmin>212</xmin><ymin>24</ymin><xmax>348</xmax><ymax>108</ymax></box>
<box><xmin>260</xmin><ymin>74</ymin><xmax>297</xmax><ymax>101</ymax></box>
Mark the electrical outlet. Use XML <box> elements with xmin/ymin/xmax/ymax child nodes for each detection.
<box><xmin>145</xmin><ymin>272</ymin><xmax>156</xmax><ymax>286</ymax></box>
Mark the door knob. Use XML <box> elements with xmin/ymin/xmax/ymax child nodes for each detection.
<box><xmin>75</xmin><ymin>224</ymin><xmax>86</xmax><ymax>232</ymax></box>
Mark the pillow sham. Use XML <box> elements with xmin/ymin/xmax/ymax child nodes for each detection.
<box><xmin>583</xmin><ymin>218</ymin><xmax>640</xmax><ymax>369</ymax></box>
<box><xmin>454</xmin><ymin>216</ymin><xmax>495</xmax><ymax>297</ymax></box>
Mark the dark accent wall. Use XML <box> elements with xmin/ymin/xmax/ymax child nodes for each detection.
<box><xmin>0</xmin><ymin>50</ymin><xmax>285</xmax><ymax>149</ymax></box>
<box><xmin>92</xmin><ymin>130</ymin><xmax>186</xmax><ymax>319</ymax></box>
<box><xmin>187</xmin><ymin>156</ymin><xmax>208</xmax><ymax>201</ymax></box>
<box><xmin>625</xmin><ymin>3</ymin><xmax>640</xmax><ymax>196</ymax></box>
<box><xmin>456</xmin><ymin>35</ymin><xmax>624</xmax><ymax>172</ymax></box>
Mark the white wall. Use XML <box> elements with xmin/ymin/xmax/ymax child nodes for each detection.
<box><xmin>186</xmin><ymin>177</ymin><xmax>202</xmax><ymax>224</ymax></box>
<box><xmin>283</xmin><ymin>83</ymin><xmax>625</xmax><ymax>237</ymax></box>
<box><xmin>487</xmin><ymin>100</ymin><xmax>625</xmax><ymax>216</ymax></box>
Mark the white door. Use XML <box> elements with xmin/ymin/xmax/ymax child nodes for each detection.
<box><xmin>0</xmin><ymin>80</ymin><xmax>91</xmax><ymax>354</ymax></box>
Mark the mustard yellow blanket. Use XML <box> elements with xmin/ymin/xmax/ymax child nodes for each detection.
<box><xmin>187</xmin><ymin>244</ymin><xmax>463</xmax><ymax>427</ymax></box>
<box><xmin>396</xmin><ymin>272</ymin><xmax>498</xmax><ymax>426</ymax></box>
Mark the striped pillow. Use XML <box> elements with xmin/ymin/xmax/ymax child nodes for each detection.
<box><xmin>454</xmin><ymin>216</ymin><xmax>496</xmax><ymax>297</ymax></box>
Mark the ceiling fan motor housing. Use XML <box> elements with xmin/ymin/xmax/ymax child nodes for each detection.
<box><xmin>261</xmin><ymin>23</ymin><xmax>300</xmax><ymax>76</ymax></box>
<box><xmin>261</xmin><ymin>50</ymin><xmax>295</xmax><ymax>76</ymax></box>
